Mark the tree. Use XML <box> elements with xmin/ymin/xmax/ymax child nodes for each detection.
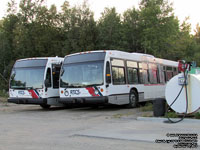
<box><xmin>122</xmin><ymin>7</ymin><xmax>142</xmax><ymax>52</ymax></box>
<box><xmin>13</xmin><ymin>0</ymin><xmax>63</xmax><ymax>57</ymax></box>
<box><xmin>194</xmin><ymin>23</ymin><xmax>200</xmax><ymax>44</ymax></box>
<box><xmin>96</xmin><ymin>7</ymin><xmax>123</xmax><ymax>50</ymax></box>
<box><xmin>192</xmin><ymin>24</ymin><xmax>200</xmax><ymax>65</ymax></box>
<box><xmin>60</xmin><ymin>0</ymin><xmax>97</xmax><ymax>54</ymax></box>
<box><xmin>139</xmin><ymin>0</ymin><xmax>179</xmax><ymax>57</ymax></box>
<box><xmin>166</xmin><ymin>17</ymin><xmax>197</xmax><ymax>61</ymax></box>
<box><xmin>0</xmin><ymin>15</ymin><xmax>19</xmax><ymax>89</ymax></box>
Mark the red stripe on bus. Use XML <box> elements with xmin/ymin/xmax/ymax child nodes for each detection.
<box><xmin>86</xmin><ymin>87</ymin><xmax>99</xmax><ymax>97</ymax></box>
<box><xmin>28</xmin><ymin>90</ymin><xmax>39</xmax><ymax>99</ymax></box>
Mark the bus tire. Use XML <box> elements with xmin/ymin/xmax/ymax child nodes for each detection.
<box><xmin>153</xmin><ymin>98</ymin><xmax>166</xmax><ymax>117</ymax></box>
<box><xmin>127</xmin><ymin>89</ymin><xmax>138</xmax><ymax>108</ymax></box>
<box><xmin>40</xmin><ymin>104</ymin><xmax>51</xmax><ymax>109</ymax></box>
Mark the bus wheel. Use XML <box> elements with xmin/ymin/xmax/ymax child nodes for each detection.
<box><xmin>127</xmin><ymin>90</ymin><xmax>138</xmax><ymax>108</ymax></box>
<box><xmin>40</xmin><ymin>104</ymin><xmax>51</xmax><ymax>109</ymax></box>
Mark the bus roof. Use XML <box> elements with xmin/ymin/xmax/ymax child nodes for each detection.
<box><xmin>64</xmin><ymin>50</ymin><xmax>178</xmax><ymax>67</ymax></box>
<box><xmin>16</xmin><ymin>57</ymin><xmax>63</xmax><ymax>62</ymax></box>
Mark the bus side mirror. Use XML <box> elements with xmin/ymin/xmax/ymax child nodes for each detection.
<box><xmin>106</xmin><ymin>74</ymin><xmax>111</xmax><ymax>84</ymax></box>
<box><xmin>106</xmin><ymin>74</ymin><xmax>111</xmax><ymax>88</ymax></box>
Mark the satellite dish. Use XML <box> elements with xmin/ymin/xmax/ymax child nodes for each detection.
<box><xmin>165</xmin><ymin>73</ymin><xmax>200</xmax><ymax>114</ymax></box>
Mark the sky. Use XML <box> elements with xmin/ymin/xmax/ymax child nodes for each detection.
<box><xmin>0</xmin><ymin>0</ymin><xmax>200</xmax><ymax>34</ymax></box>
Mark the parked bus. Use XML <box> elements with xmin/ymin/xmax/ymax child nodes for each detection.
<box><xmin>8</xmin><ymin>57</ymin><xmax>64</xmax><ymax>109</ymax></box>
<box><xmin>59</xmin><ymin>50</ymin><xmax>178</xmax><ymax>107</ymax></box>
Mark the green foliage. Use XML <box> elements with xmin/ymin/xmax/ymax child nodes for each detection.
<box><xmin>0</xmin><ymin>90</ymin><xmax>9</xmax><ymax>98</ymax></box>
<box><xmin>60</xmin><ymin>1</ymin><xmax>97</xmax><ymax>54</ymax></box>
<box><xmin>140</xmin><ymin>102</ymin><xmax>153</xmax><ymax>111</ymax></box>
<box><xmin>165</xmin><ymin>111</ymin><xmax>200</xmax><ymax>120</ymax></box>
<box><xmin>139</xmin><ymin>0</ymin><xmax>180</xmax><ymax>57</ymax></box>
<box><xmin>194</xmin><ymin>112</ymin><xmax>200</xmax><ymax>119</ymax></box>
<box><xmin>165</xmin><ymin>111</ymin><xmax>178</xmax><ymax>118</ymax></box>
<box><xmin>122</xmin><ymin>8</ymin><xmax>142</xmax><ymax>52</ymax></box>
<box><xmin>0</xmin><ymin>0</ymin><xmax>200</xmax><ymax>91</ymax></box>
<box><xmin>97</xmin><ymin>7</ymin><xmax>123</xmax><ymax>50</ymax></box>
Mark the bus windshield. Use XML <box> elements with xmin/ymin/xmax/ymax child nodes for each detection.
<box><xmin>10</xmin><ymin>67</ymin><xmax>45</xmax><ymax>89</ymax></box>
<box><xmin>60</xmin><ymin>61</ymin><xmax>104</xmax><ymax>88</ymax></box>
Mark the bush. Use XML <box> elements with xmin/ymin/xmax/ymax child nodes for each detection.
<box><xmin>0</xmin><ymin>90</ymin><xmax>8</xmax><ymax>98</ymax></box>
<box><xmin>194</xmin><ymin>112</ymin><xmax>200</xmax><ymax>119</ymax></box>
<box><xmin>165</xmin><ymin>111</ymin><xmax>178</xmax><ymax>118</ymax></box>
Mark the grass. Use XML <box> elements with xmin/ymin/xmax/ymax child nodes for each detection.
<box><xmin>140</xmin><ymin>102</ymin><xmax>153</xmax><ymax>112</ymax></box>
<box><xmin>165</xmin><ymin>111</ymin><xmax>200</xmax><ymax>120</ymax></box>
<box><xmin>165</xmin><ymin>111</ymin><xmax>178</xmax><ymax>118</ymax></box>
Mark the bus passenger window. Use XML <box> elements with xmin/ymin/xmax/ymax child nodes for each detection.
<box><xmin>173</xmin><ymin>67</ymin><xmax>178</xmax><ymax>76</ymax></box>
<box><xmin>143</xmin><ymin>70</ymin><xmax>149</xmax><ymax>84</ymax></box>
<box><xmin>111</xmin><ymin>59</ymin><xmax>126</xmax><ymax>84</ymax></box>
<box><xmin>128</xmin><ymin>68</ymin><xmax>138</xmax><ymax>84</ymax></box>
<box><xmin>138</xmin><ymin>63</ymin><xmax>149</xmax><ymax>84</ymax></box>
<box><xmin>127</xmin><ymin>61</ymin><xmax>139</xmax><ymax>84</ymax></box>
<box><xmin>112</xmin><ymin>67</ymin><xmax>125</xmax><ymax>84</ymax></box>
<box><xmin>157</xmin><ymin>65</ymin><xmax>165</xmax><ymax>83</ymax></box>
<box><xmin>166</xmin><ymin>66</ymin><xmax>173</xmax><ymax>81</ymax></box>
<box><xmin>45</xmin><ymin>68</ymin><xmax>51</xmax><ymax>87</ymax></box>
<box><xmin>106</xmin><ymin>61</ymin><xmax>111</xmax><ymax>84</ymax></box>
<box><xmin>149</xmin><ymin>63</ymin><xmax>158</xmax><ymax>84</ymax></box>
<box><xmin>52</xmin><ymin>64</ymin><xmax>61</xmax><ymax>88</ymax></box>
<box><xmin>166</xmin><ymin>72</ymin><xmax>173</xmax><ymax>81</ymax></box>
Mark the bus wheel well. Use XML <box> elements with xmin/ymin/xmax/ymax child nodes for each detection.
<box><xmin>130</xmin><ymin>88</ymin><xmax>138</xmax><ymax>96</ymax></box>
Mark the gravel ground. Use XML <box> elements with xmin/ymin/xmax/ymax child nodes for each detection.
<box><xmin>0</xmin><ymin>102</ymin><xmax>199</xmax><ymax>150</ymax></box>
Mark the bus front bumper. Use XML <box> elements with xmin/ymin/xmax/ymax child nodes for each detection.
<box><xmin>8</xmin><ymin>98</ymin><xmax>47</xmax><ymax>105</ymax></box>
<box><xmin>59</xmin><ymin>96</ymin><xmax>108</xmax><ymax>104</ymax></box>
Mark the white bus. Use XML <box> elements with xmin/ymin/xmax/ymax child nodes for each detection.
<box><xmin>59</xmin><ymin>50</ymin><xmax>178</xmax><ymax>107</ymax></box>
<box><xmin>8</xmin><ymin>57</ymin><xmax>64</xmax><ymax>109</ymax></box>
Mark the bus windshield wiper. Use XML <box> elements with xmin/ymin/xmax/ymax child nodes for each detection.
<box><xmin>67</xmin><ymin>83</ymin><xmax>83</xmax><ymax>88</ymax></box>
<box><xmin>85</xmin><ymin>83</ymin><xmax>102</xmax><ymax>87</ymax></box>
<box><xmin>68</xmin><ymin>85</ymin><xmax>82</xmax><ymax>88</ymax></box>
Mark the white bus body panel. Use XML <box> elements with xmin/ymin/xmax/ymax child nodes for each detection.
<box><xmin>8</xmin><ymin>57</ymin><xmax>64</xmax><ymax>106</ymax></box>
<box><xmin>59</xmin><ymin>50</ymin><xmax>178</xmax><ymax>105</ymax></box>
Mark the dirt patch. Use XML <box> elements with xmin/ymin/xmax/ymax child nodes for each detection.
<box><xmin>0</xmin><ymin>97</ymin><xmax>7</xmax><ymax>103</ymax></box>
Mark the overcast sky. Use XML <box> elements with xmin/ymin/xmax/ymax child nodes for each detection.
<box><xmin>0</xmin><ymin>0</ymin><xmax>200</xmax><ymax>34</ymax></box>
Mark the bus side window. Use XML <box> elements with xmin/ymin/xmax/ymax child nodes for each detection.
<box><xmin>159</xmin><ymin>65</ymin><xmax>165</xmax><ymax>83</ymax></box>
<box><xmin>111</xmin><ymin>59</ymin><xmax>126</xmax><ymax>85</ymax></box>
<box><xmin>106</xmin><ymin>61</ymin><xmax>111</xmax><ymax>84</ymax></box>
<box><xmin>149</xmin><ymin>63</ymin><xmax>158</xmax><ymax>84</ymax></box>
<box><xmin>127</xmin><ymin>61</ymin><xmax>139</xmax><ymax>84</ymax></box>
<box><xmin>52</xmin><ymin>64</ymin><xmax>61</xmax><ymax>88</ymax></box>
<box><xmin>173</xmin><ymin>67</ymin><xmax>178</xmax><ymax>76</ymax></box>
<box><xmin>139</xmin><ymin>63</ymin><xmax>149</xmax><ymax>84</ymax></box>
<box><xmin>45</xmin><ymin>68</ymin><xmax>52</xmax><ymax>87</ymax></box>
<box><xmin>156</xmin><ymin>65</ymin><xmax>160</xmax><ymax>83</ymax></box>
<box><xmin>166</xmin><ymin>66</ymin><xmax>173</xmax><ymax>81</ymax></box>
